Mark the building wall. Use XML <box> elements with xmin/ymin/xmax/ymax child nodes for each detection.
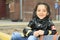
<box><xmin>0</xmin><ymin>0</ymin><xmax>60</xmax><ymax>21</ymax></box>
<box><xmin>22</xmin><ymin>0</ymin><xmax>56</xmax><ymax>21</ymax></box>
<box><xmin>9</xmin><ymin>0</ymin><xmax>60</xmax><ymax>21</ymax></box>
<box><xmin>9</xmin><ymin>0</ymin><xmax>20</xmax><ymax>20</ymax></box>
<box><xmin>0</xmin><ymin>0</ymin><xmax>6</xmax><ymax>19</ymax></box>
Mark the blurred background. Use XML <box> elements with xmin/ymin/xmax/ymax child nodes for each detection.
<box><xmin>0</xmin><ymin>0</ymin><xmax>60</xmax><ymax>21</ymax></box>
<box><xmin>0</xmin><ymin>0</ymin><xmax>60</xmax><ymax>35</ymax></box>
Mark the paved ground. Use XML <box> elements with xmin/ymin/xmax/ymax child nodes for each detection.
<box><xmin>0</xmin><ymin>20</ymin><xmax>60</xmax><ymax>35</ymax></box>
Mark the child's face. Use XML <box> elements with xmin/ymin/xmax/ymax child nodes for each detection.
<box><xmin>36</xmin><ymin>4</ymin><xmax>48</xmax><ymax>19</ymax></box>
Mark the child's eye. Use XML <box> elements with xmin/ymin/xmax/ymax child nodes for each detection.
<box><xmin>37</xmin><ymin>10</ymin><xmax>41</xmax><ymax>12</ymax></box>
<box><xmin>43</xmin><ymin>9</ymin><xmax>47</xmax><ymax>12</ymax></box>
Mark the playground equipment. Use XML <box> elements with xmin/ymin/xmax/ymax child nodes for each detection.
<box><xmin>0</xmin><ymin>32</ymin><xmax>11</xmax><ymax>40</ymax></box>
<box><xmin>0</xmin><ymin>32</ymin><xmax>24</xmax><ymax>40</ymax></box>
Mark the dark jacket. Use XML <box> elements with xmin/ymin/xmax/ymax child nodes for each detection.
<box><xmin>28</xmin><ymin>18</ymin><xmax>53</xmax><ymax>30</ymax></box>
<box><xmin>23</xmin><ymin>17</ymin><xmax>57</xmax><ymax>37</ymax></box>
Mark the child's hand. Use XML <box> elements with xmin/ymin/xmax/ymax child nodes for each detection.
<box><xmin>38</xmin><ymin>30</ymin><xmax>44</xmax><ymax>35</ymax></box>
<box><xmin>33</xmin><ymin>31</ymin><xmax>40</xmax><ymax>37</ymax></box>
<box><xmin>33</xmin><ymin>30</ymin><xmax>44</xmax><ymax>37</ymax></box>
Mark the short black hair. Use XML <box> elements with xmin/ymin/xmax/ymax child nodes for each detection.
<box><xmin>32</xmin><ymin>2</ymin><xmax>51</xmax><ymax>19</ymax></box>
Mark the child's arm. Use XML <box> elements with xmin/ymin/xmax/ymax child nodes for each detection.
<box><xmin>48</xmin><ymin>26</ymin><xmax>57</xmax><ymax>35</ymax></box>
<box><xmin>46</xmin><ymin>21</ymin><xmax>57</xmax><ymax>35</ymax></box>
<box><xmin>38</xmin><ymin>25</ymin><xmax>57</xmax><ymax>35</ymax></box>
<box><xmin>38</xmin><ymin>26</ymin><xmax>57</xmax><ymax>35</ymax></box>
<box><xmin>39</xmin><ymin>21</ymin><xmax>57</xmax><ymax>35</ymax></box>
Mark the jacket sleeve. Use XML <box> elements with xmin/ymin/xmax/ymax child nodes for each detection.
<box><xmin>44</xmin><ymin>27</ymin><xmax>57</xmax><ymax>35</ymax></box>
<box><xmin>28</xmin><ymin>20</ymin><xmax>35</xmax><ymax>29</ymax></box>
<box><xmin>50</xmin><ymin>26</ymin><xmax>57</xmax><ymax>35</ymax></box>
<box><xmin>23</xmin><ymin>27</ymin><xmax>33</xmax><ymax>37</ymax></box>
<box><xmin>44</xmin><ymin>21</ymin><xmax>57</xmax><ymax>35</ymax></box>
<box><xmin>23</xmin><ymin>19</ymin><xmax>35</xmax><ymax>37</ymax></box>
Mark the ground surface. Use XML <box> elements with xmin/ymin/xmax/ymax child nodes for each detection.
<box><xmin>0</xmin><ymin>20</ymin><xmax>60</xmax><ymax>35</ymax></box>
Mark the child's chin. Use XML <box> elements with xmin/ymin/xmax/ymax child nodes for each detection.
<box><xmin>39</xmin><ymin>18</ymin><xmax>44</xmax><ymax>19</ymax></box>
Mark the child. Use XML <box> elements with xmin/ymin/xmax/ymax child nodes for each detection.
<box><xmin>23</xmin><ymin>2</ymin><xmax>58</xmax><ymax>40</ymax></box>
<box><xmin>11</xmin><ymin>2</ymin><xmax>60</xmax><ymax>40</ymax></box>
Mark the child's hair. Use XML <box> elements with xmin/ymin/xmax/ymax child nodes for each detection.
<box><xmin>32</xmin><ymin>2</ymin><xmax>51</xmax><ymax>19</ymax></box>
